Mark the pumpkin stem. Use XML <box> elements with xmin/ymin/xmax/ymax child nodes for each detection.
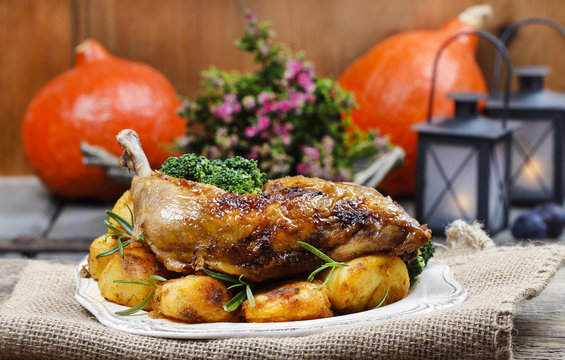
<box><xmin>75</xmin><ymin>39</ymin><xmax>112</xmax><ymax>66</ymax></box>
<box><xmin>457</xmin><ymin>4</ymin><xmax>493</xmax><ymax>29</ymax></box>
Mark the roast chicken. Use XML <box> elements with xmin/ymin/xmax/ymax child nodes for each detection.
<box><xmin>117</xmin><ymin>129</ymin><xmax>431</xmax><ymax>283</ymax></box>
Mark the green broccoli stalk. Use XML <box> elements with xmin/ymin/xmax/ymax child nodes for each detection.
<box><xmin>159</xmin><ymin>154</ymin><xmax>267</xmax><ymax>195</ymax></box>
<box><xmin>404</xmin><ymin>241</ymin><xmax>435</xmax><ymax>285</ymax></box>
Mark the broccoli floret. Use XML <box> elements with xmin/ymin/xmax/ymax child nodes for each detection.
<box><xmin>159</xmin><ymin>155</ymin><xmax>266</xmax><ymax>195</ymax></box>
<box><xmin>159</xmin><ymin>154</ymin><xmax>211</xmax><ymax>181</ymax></box>
<box><xmin>404</xmin><ymin>241</ymin><xmax>435</xmax><ymax>285</ymax></box>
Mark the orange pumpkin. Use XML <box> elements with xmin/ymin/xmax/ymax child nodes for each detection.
<box><xmin>22</xmin><ymin>39</ymin><xmax>185</xmax><ymax>200</ymax></box>
<box><xmin>339</xmin><ymin>6</ymin><xmax>490</xmax><ymax>197</ymax></box>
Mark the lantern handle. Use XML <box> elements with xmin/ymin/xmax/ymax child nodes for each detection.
<box><xmin>491</xmin><ymin>17</ymin><xmax>565</xmax><ymax>94</ymax></box>
<box><xmin>427</xmin><ymin>30</ymin><xmax>512</xmax><ymax>128</ymax></box>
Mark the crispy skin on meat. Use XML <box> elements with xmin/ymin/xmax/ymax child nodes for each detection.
<box><xmin>130</xmin><ymin>173</ymin><xmax>431</xmax><ymax>282</ymax></box>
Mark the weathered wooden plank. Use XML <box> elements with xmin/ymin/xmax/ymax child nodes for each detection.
<box><xmin>0</xmin><ymin>237</ymin><xmax>91</xmax><ymax>253</ymax></box>
<box><xmin>512</xmin><ymin>267</ymin><xmax>565</xmax><ymax>358</ymax></box>
<box><xmin>0</xmin><ymin>176</ymin><xmax>58</xmax><ymax>239</ymax></box>
<box><xmin>35</xmin><ymin>252</ymin><xmax>87</xmax><ymax>262</ymax></box>
<box><xmin>47</xmin><ymin>202</ymin><xmax>109</xmax><ymax>240</ymax></box>
<box><xmin>513</xmin><ymin>337</ymin><xmax>565</xmax><ymax>359</ymax></box>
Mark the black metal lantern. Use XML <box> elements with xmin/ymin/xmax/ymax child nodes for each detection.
<box><xmin>485</xmin><ymin>17</ymin><xmax>565</xmax><ymax>205</ymax></box>
<box><xmin>414</xmin><ymin>30</ymin><xmax>518</xmax><ymax>234</ymax></box>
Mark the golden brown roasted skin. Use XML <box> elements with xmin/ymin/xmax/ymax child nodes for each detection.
<box><xmin>131</xmin><ymin>173</ymin><xmax>431</xmax><ymax>283</ymax></box>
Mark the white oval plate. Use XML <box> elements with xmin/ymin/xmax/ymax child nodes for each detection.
<box><xmin>75</xmin><ymin>257</ymin><xmax>466</xmax><ymax>339</ymax></box>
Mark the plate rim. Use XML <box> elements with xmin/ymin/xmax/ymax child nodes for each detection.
<box><xmin>75</xmin><ymin>257</ymin><xmax>467</xmax><ymax>339</ymax></box>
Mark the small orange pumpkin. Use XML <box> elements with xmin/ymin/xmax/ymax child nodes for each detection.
<box><xmin>339</xmin><ymin>6</ymin><xmax>490</xmax><ymax>197</ymax></box>
<box><xmin>22</xmin><ymin>39</ymin><xmax>185</xmax><ymax>200</ymax></box>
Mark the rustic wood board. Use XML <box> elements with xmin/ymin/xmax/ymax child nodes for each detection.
<box><xmin>0</xmin><ymin>177</ymin><xmax>57</xmax><ymax>239</ymax></box>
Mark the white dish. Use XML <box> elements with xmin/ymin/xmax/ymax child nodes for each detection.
<box><xmin>75</xmin><ymin>257</ymin><xmax>466</xmax><ymax>339</ymax></box>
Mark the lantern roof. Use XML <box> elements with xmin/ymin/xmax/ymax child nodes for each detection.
<box><xmin>413</xmin><ymin>92</ymin><xmax>519</xmax><ymax>140</ymax></box>
<box><xmin>486</xmin><ymin>66</ymin><xmax>565</xmax><ymax>111</ymax></box>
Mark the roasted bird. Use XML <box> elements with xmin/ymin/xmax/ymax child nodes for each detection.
<box><xmin>117</xmin><ymin>129</ymin><xmax>431</xmax><ymax>283</ymax></box>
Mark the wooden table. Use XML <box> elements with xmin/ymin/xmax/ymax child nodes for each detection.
<box><xmin>0</xmin><ymin>176</ymin><xmax>563</xmax><ymax>358</ymax></box>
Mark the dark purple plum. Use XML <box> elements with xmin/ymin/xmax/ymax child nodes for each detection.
<box><xmin>532</xmin><ymin>202</ymin><xmax>565</xmax><ymax>238</ymax></box>
<box><xmin>511</xmin><ymin>212</ymin><xmax>547</xmax><ymax>239</ymax></box>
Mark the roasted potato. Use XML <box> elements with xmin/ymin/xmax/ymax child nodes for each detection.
<box><xmin>242</xmin><ymin>280</ymin><xmax>333</xmax><ymax>322</ymax></box>
<box><xmin>107</xmin><ymin>190</ymin><xmax>133</xmax><ymax>234</ymax></box>
<box><xmin>324</xmin><ymin>253</ymin><xmax>409</xmax><ymax>314</ymax></box>
<box><xmin>88</xmin><ymin>190</ymin><xmax>135</xmax><ymax>279</ymax></box>
<box><xmin>153</xmin><ymin>275</ymin><xmax>237</xmax><ymax>323</ymax></box>
<box><xmin>98</xmin><ymin>246</ymin><xmax>173</xmax><ymax>311</ymax></box>
<box><xmin>87</xmin><ymin>234</ymin><xmax>118</xmax><ymax>280</ymax></box>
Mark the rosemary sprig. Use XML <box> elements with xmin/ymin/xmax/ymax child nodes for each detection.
<box><xmin>297</xmin><ymin>241</ymin><xmax>349</xmax><ymax>288</ymax></box>
<box><xmin>97</xmin><ymin>204</ymin><xmax>144</xmax><ymax>259</ymax></box>
<box><xmin>113</xmin><ymin>275</ymin><xmax>168</xmax><ymax>316</ymax></box>
<box><xmin>374</xmin><ymin>285</ymin><xmax>391</xmax><ymax>309</ymax></box>
<box><xmin>202</xmin><ymin>269</ymin><xmax>255</xmax><ymax>311</ymax></box>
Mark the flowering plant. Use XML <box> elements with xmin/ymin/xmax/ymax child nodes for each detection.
<box><xmin>178</xmin><ymin>10</ymin><xmax>392</xmax><ymax>181</ymax></box>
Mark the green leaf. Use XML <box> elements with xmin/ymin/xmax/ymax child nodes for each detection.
<box><xmin>104</xmin><ymin>219</ymin><xmax>124</xmax><ymax>236</ymax></box>
<box><xmin>227</xmin><ymin>283</ymin><xmax>245</xmax><ymax>290</ymax></box>
<box><xmin>315</xmin><ymin>266</ymin><xmax>336</xmax><ymax>289</ymax></box>
<box><xmin>117</xmin><ymin>238</ymin><xmax>125</xmax><ymax>259</ymax></box>
<box><xmin>299</xmin><ymin>241</ymin><xmax>349</xmax><ymax>288</ymax></box>
<box><xmin>202</xmin><ymin>268</ymin><xmax>241</xmax><ymax>284</ymax></box>
<box><xmin>113</xmin><ymin>280</ymin><xmax>153</xmax><ymax>287</ymax></box>
<box><xmin>307</xmin><ymin>263</ymin><xmax>331</xmax><ymax>282</ymax></box>
<box><xmin>374</xmin><ymin>285</ymin><xmax>391</xmax><ymax>309</ymax></box>
<box><xmin>246</xmin><ymin>285</ymin><xmax>255</xmax><ymax>308</ymax></box>
<box><xmin>224</xmin><ymin>289</ymin><xmax>247</xmax><ymax>312</ymax></box>
<box><xmin>95</xmin><ymin>240</ymin><xmax>131</xmax><ymax>258</ymax></box>
<box><xmin>149</xmin><ymin>275</ymin><xmax>168</xmax><ymax>282</ymax></box>
<box><xmin>115</xmin><ymin>290</ymin><xmax>155</xmax><ymax>316</ymax></box>
<box><xmin>105</xmin><ymin>210</ymin><xmax>133</xmax><ymax>235</ymax></box>
<box><xmin>297</xmin><ymin>241</ymin><xmax>334</xmax><ymax>263</ymax></box>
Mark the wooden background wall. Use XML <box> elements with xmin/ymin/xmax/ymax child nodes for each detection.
<box><xmin>2</xmin><ymin>0</ymin><xmax>565</xmax><ymax>175</ymax></box>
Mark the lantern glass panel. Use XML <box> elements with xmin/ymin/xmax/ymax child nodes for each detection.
<box><xmin>423</xmin><ymin>143</ymin><xmax>478</xmax><ymax>230</ymax></box>
<box><xmin>489</xmin><ymin>141</ymin><xmax>508</xmax><ymax>232</ymax></box>
<box><xmin>510</xmin><ymin>119</ymin><xmax>554</xmax><ymax>201</ymax></box>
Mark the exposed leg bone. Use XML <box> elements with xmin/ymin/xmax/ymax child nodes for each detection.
<box><xmin>116</xmin><ymin>129</ymin><xmax>152</xmax><ymax>177</ymax></box>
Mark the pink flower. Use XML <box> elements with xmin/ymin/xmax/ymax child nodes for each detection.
<box><xmin>242</xmin><ymin>95</ymin><xmax>256</xmax><ymax>109</ymax></box>
<box><xmin>281</xmin><ymin>133</ymin><xmax>291</xmax><ymax>145</ymax></box>
<box><xmin>258</xmin><ymin>41</ymin><xmax>270</xmax><ymax>55</ymax></box>
<box><xmin>257</xmin><ymin>116</ymin><xmax>270</xmax><ymax>131</ymax></box>
<box><xmin>284</xmin><ymin>59</ymin><xmax>303</xmax><ymax>80</ymax></box>
<box><xmin>260</xmin><ymin>101</ymin><xmax>274</xmax><ymax>113</ymax></box>
<box><xmin>277</xmin><ymin>99</ymin><xmax>291</xmax><ymax>112</ymax></box>
<box><xmin>258</xmin><ymin>91</ymin><xmax>271</xmax><ymax>104</ymax></box>
<box><xmin>290</xmin><ymin>92</ymin><xmax>307</xmax><ymax>108</ymax></box>
<box><xmin>245</xmin><ymin>126</ymin><xmax>258</xmax><ymax>138</ymax></box>
<box><xmin>246</xmin><ymin>25</ymin><xmax>260</xmax><ymax>37</ymax></box>
<box><xmin>208</xmin><ymin>146</ymin><xmax>221</xmax><ymax>159</ymax></box>
<box><xmin>322</xmin><ymin>136</ymin><xmax>334</xmax><ymax>153</ymax></box>
<box><xmin>273</xmin><ymin>122</ymin><xmax>282</xmax><ymax>136</ymax></box>
<box><xmin>211</xmin><ymin>77</ymin><xmax>224</xmax><ymax>87</ymax></box>
<box><xmin>244</xmin><ymin>9</ymin><xmax>257</xmax><ymax>22</ymax></box>
<box><xmin>224</xmin><ymin>93</ymin><xmax>237</xmax><ymax>103</ymax></box>
<box><xmin>303</xmin><ymin>146</ymin><xmax>320</xmax><ymax>160</ymax></box>
<box><xmin>296</xmin><ymin>163</ymin><xmax>308</xmax><ymax>174</ymax></box>
<box><xmin>247</xmin><ymin>145</ymin><xmax>260</xmax><ymax>160</ymax></box>
<box><xmin>212</xmin><ymin>103</ymin><xmax>231</xmax><ymax>118</ymax></box>
<box><xmin>297</xmin><ymin>73</ymin><xmax>316</xmax><ymax>94</ymax></box>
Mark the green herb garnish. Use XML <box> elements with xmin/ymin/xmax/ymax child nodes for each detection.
<box><xmin>97</xmin><ymin>204</ymin><xmax>144</xmax><ymax>259</ymax></box>
<box><xmin>113</xmin><ymin>275</ymin><xmax>168</xmax><ymax>316</ymax></box>
<box><xmin>202</xmin><ymin>269</ymin><xmax>255</xmax><ymax>311</ymax></box>
<box><xmin>297</xmin><ymin>241</ymin><xmax>349</xmax><ymax>288</ymax></box>
<box><xmin>373</xmin><ymin>285</ymin><xmax>391</xmax><ymax>309</ymax></box>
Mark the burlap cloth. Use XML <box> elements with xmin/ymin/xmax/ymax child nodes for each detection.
<box><xmin>0</xmin><ymin>221</ymin><xmax>564</xmax><ymax>360</ymax></box>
